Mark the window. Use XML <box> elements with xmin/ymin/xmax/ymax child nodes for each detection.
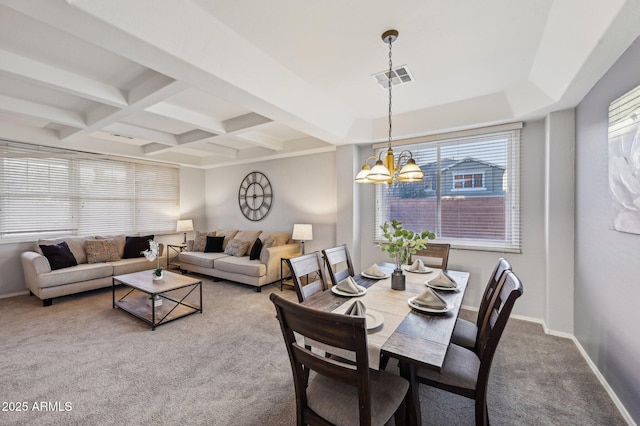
<box><xmin>0</xmin><ymin>141</ymin><xmax>180</xmax><ymax>241</ymax></box>
<box><xmin>375</xmin><ymin>124</ymin><xmax>521</xmax><ymax>252</ymax></box>
<box><xmin>453</xmin><ymin>172</ymin><xmax>484</xmax><ymax>190</ymax></box>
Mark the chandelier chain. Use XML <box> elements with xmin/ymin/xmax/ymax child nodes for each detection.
<box><xmin>388</xmin><ymin>36</ymin><xmax>393</xmax><ymax>148</ymax></box>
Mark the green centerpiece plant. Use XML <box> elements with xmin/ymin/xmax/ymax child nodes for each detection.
<box><xmin>379</xmin><ymin>219</ymin><xmax>435</xmax><ymax>289</ymax></box>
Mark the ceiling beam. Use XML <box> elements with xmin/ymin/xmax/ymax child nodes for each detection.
<box><xmin>103</xmin><ymin>122</ymin><xmax>178</xmax><ymax>146</ymax></box>
<box><xmin>145</xmin><ymin>101</ymin><xmax>226</xmax><ymax>134</ymax></box>
<box><xmin>0</xmin><ymin>49</ymin><xmax>127</xmax><ymax>107</ymax></box>
<box><xmin>0</xmin><ymin>94</ymin><xmax>85</xmax><ymax>128</ymax></box>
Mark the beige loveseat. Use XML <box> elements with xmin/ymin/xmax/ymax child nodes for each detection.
<box><xmin>20</xmin><ymin>235</ymin><xmax>166</xmax><ymax>306</ymax></box>
<box><xmin>178</xmin><ymin>229</ymin><xmax>299</xmax><ymax>291</ymax></box>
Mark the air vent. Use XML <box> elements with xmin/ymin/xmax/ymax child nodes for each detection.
<box><xmin>372</xmin><ymin>65</ymin><xmax>414</xmax><ymax>88</ymax></box>
<box><xmin>110</xmin><ymin>133</ymin><xmax>134</xmax><ymax>140</ymax></box>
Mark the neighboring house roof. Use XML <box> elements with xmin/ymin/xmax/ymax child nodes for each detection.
<box><xmin>421</xmin><ymin>157</ymin><xmax>505</xmax><ymax>174</ymax></box>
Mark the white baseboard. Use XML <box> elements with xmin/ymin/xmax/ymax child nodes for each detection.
<box><xmin>570</xmin><ymin>335</ymin><xmax>636</xmax><ymax>426</ymax></box>
<box><xmin>504</xmin><ymin>313</ymin><xmax>636</xmax><ymax>425</ymax></box>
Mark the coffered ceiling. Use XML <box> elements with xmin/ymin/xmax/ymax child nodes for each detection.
<box><xmin>0</xmin><ymin>0</ymin><xmax>639</xmax><ymax>168</ymax></box>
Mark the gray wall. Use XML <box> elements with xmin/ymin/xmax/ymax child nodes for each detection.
<box><xmin>575</xmin><ymin>36</ymin><xmax>640</xmax><ymax>422</ymax></box>
<box><xmin>204</xmin><ymin>151</ymin><xmax>337</xmax><ymax>255</ymax></box>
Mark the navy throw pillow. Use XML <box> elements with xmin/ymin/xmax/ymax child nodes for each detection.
<box><xmin>204</xmin><ymin>236</ymin><xmax>225</xmax><ymax>253</ymax></box>
<box><xmin>249</xmin><ymin>238</ymin><xmax>263</xmax><ymax>260</ymax></box>
<box><xmin>40</xmin><ymin>241</ymin><xmax>78</xmax><ymax>270</ymax></box>
<box><xmin>123</xmin><ymin>235</ymin><xmax>154</xmax><ymax>259</ymax></box>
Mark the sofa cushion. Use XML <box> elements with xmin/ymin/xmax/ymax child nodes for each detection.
<box><xmin>234</xmin><ymin>230</ymin><xmax>262</xmax><ymax>253</ymax></box>
<box><xmin>111</xmin><ymin>257</ymin><xmax>159</xmax><ymax>276</ymax></box>
<box><xmin>204</xmin><ymin>236</ymin><xmax>225</xmax><ymax>253</ymax></box>
<box><xmin>85</xmin><ymin>239</ymin><xmax>121</xmax><ymax>263</ymax></box>
<box><xmin>249</xmin><ymin>238</ymin><xmax>263</xmax><ymax>260</ymax></box>
<box><xmin>179</xmin><ymin>251</ymin><xmax>228</xmax><ymax>268</ymax></box>
<box><xmin>224</xmin><ymin>239</ymin><xmax>250</xmax><ymax>257</ymax></box>
<box><xmin>37</xmin><ymin>263</ymin><xmax>113</xmax><ymax>288</ymax></box>
<box><xmin>193</xmin><ymin>230</ymin><xmax>216</xmax><ymax>252</ymax></box>
<box><xmin>214</xmin><ymin>256</ymin><xmax>267</xmax><ymax>278</ymax></box>
<box><xmin>39</xmin><ymin>241</ymin><xmax>78</xmax><ymax>270</ymax></box>
<box><xmin>259</xmin><ymin>232</ymin><xmax>291</xmax><ymax>246</ymax></box>
<box><xmin>36</xmin><ymin>237</ymin><xmax>89</xmax><ymax>264</ymax></box>
<box><xmin>216</xmin><ymin>229</ymin><xmax>238</xmax><ymax>249</ymax></box>
<box><xmin>123</xmin><ymin>235</ymin><xmax>153</xmax><ymax>259</ymax></box>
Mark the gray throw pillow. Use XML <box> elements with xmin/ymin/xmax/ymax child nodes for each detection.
<box><xmin>224</xmin><ymin>239</ymin><xmax>250</xmax><ymax>257</ymax></box>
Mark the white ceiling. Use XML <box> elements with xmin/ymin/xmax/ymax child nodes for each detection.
<box><xmin>0</xmin><ymin>0</ymin><xmax>639</xmax><ymax>168</ymax></box>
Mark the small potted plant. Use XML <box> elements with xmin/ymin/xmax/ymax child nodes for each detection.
<box><xmin>379</xmin><ymin>219</ymin><xmax>435</xmax><ymax>290</ymax></box>
<box><xmin>142</xmin><ymin>240</ymin><xmax>163</xmax><ymax>280</ymax></box>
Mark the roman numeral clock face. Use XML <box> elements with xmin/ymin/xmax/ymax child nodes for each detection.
<box><xmin>238</xmin><ymin>171</ymin><xmax>273</xmax><ymax>221</ymax></box>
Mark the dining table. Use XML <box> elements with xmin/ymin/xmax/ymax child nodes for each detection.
<box><xmin>301</xmin><ymin>263</ymin><xmax>470</xmax><ymax>426</ymax></box>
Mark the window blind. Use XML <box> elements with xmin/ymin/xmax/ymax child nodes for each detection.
<box><xmin>374</xmin><ymin>125</ymin><xmax>521</xmax><ymax>252</ymax></box>
<box><xmin>0</xmin><ymin>141</ymin><xmax>179</xmax><ymax>240</ymax></box>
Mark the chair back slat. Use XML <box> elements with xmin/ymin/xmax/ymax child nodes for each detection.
<box><xmin>410</xmin><ymin>243</ymin><xmax>450</xmax><ymax>269</ymax></box>
<box><xmin>473</xmin><ymin>258</ymin><xmax>512</xmax><ymax>350</ymax></box>
<box><xmin>322</xmin><ymin>244</ymin><xmax>355</xmax><ymax>287</ymax></box>
<box><xmin>477</xmin><ymin>270</ymin><xmax>523</xmax><ymax>384</ymax></box>
<box><xmin>286</xmin><ymin>252</ymin><xmax>329</xmax><ymax>302</ymax></box>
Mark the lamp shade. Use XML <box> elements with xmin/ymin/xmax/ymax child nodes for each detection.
<box><xmin>292</xmin><ymin>224</ymin><xmax>313</xmax><ymax>241</ymax></box>
<box><xmin>176</xmin><ymin>219</ymin><xmax>194</xmax><ymax>232</ymax></box>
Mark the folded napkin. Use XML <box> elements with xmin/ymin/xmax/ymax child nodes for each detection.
<box><xmin>429</xmin><ymin>271</ymin><xmax>457</xmax><ymax>288</ymax></box>
<box><xmin>335</xmin><ymin>276</ymin><xmax>362</xmax><ymax>294</ymax></box>
<box><xmin>363</xmin><ymin>264</ymin><xmax>386</xmax><ymax>277</ymax></box>
<box><xmin>413</xmin><ymin>288</ymin><xmax>447</xmax><ymax>309</ymax></box>
<box><xmin>345</xmin><ymin>300</ymin><xmax>366</xmax><ymax>317</ymax></box>
<box><xmin>409</xmin><ymin>259</ymin><xmax>428</xmax><ymax>272</ymax></box>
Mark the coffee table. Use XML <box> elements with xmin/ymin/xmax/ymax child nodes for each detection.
<box><xmin>112</xmin><ymin>270</ymin><xmax>202</xmax><ymax>330</ymax></box>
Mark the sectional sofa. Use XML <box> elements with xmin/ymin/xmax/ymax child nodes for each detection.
<box><xmin>21</xmin><ymin>234</ymin><xmax>166</xmax><ymax>306</ymax></box>
<box><xmin>178</xmin><ymin>229</ymin><xmax>299</xmax><ymax>291</ymax></box>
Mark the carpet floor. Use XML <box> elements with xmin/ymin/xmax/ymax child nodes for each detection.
<box><xmin>0</xmin><ymin>275</ymin><xmax>626</xmax><ymax>426</ymax></box>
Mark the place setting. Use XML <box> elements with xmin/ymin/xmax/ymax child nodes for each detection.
<box><xmin>344</xmin><ymin>300</ymin><xmax>384</xmax><ymax>330</ymax></box>
<box><xmin>425</xmin><ymin>270</ymin><xmax>458</xmax><ymax>291</ymax></box>
<box><xmin>401</xmin><ymin>258</ymin><xmax>434</xmax><ymax>274</ymax></box>
<box><xmin>408</xmin><ymin>287</ymin><xmax>454</xmax><ymax>314</ymax></box>
<box><xmin>331</xmin><ymin>276</ymin><xmax>367</xmax><ymax>297</ymax></box>
<box><xmin>360</xmin><ymin>264</ymin><xmax>390</xmax><ymax>280</ymax></box>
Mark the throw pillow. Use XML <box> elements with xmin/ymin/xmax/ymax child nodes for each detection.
<box><xmin>39</xmin><ymin>241</ymin><xmax>78</xmax><ymax>270</ymax></box>
<box><xmin>224</xmin><ymin>239</ymin><xmax>250</xmax><ymax>257</ymax></box>
<box><xmin>123</xmin><ymin>235</ymin><xmax>154</xmax><ymax>259</ymax></box>
<box><xmin>259</xmin><ymin>236</ymin><xmax>276</xmax><ymax>260</ymax></box>
<box><xmin>249</xmin><ymin>237</ymin><xmax>263</xmax><ymax>260</ymax></box>
<box><xmin>85</xmin><ymin>239</ymin><xmax>121</xmax><ymax>263</ymax></box>
<box><xmin>204</xmin><ymin>236</ymin><xmax>225</xmax><ymax>253</ymax></box>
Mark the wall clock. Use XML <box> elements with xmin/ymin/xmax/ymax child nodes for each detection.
<box><xmin>238</xmin><ymin>171</ymin><xmax>273</xmax><ymax>221</ymax></box>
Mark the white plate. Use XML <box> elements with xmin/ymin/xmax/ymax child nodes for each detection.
<box><xmin>361</xmin><ymin>272</ymin><xmax>390</xmax><ymax>280</ymax></box>
<box><xmin>425</xmin><ymin>281</ymin><xmax>458</xmax><ymax>291</ymax></box>
<box><xmin>407</xmin><ymin>296</ymin><xmax>454</xmax><ymax>314</ymax></box>
<box><xmin>402</xmin><ymin>265</ymin><xmax>434</xmax><ymax>274</ymax></box>
<box><xmin>365</xmin><ymin>309</ymin><xmax>385</xmax><ymax>330</ymax></box>
<box><xmin>331</xmin><ymin>285</ymin><xmax>367</xmax><ymax>297</ymax></box>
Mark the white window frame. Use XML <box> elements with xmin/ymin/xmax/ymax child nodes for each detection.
<box><xmin>374</xmin><ymin>123</ymin><xmax>522</xmax><ymax>252</ymax></box>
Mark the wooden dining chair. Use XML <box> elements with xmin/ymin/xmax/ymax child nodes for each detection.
<box><xmin>270</xmin><ymin>293</ymin><xmax>409</xmax><ymax>426</ymax></box>
<box><xmin>322</xmin><ymin>244</ymin><xmax>355</xmax><ymax>287</ymax></box>
<box><xmin>409</xmin><ymin>242</ymin><xmax>450</xmax><ymax>269</ymax></box>
<box><xmin>416</xmin><ymin>270</ymin><xmax>523</xmax><ymax>426</ymax></box>
<box><xmin>285</xmin><ymin>252</ymin><xmax>329</xmax><ymax>303</ymax></box>
<box><xmin>451</xmin><ymin>258</ymin><xmax>512</xmax><ymax>353</ymax></box>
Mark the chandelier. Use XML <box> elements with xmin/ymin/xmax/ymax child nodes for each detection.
<box><xmin>355</xmin><ymin>29</ymin><xmax>424</xmax><ymax>184</ymax></box>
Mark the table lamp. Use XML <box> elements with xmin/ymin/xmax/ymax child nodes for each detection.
<box><xmin>176</xmin><ymin>219</ymin><xmax>194</xmax><ymax>244</ymax></box>
<box><xmin>292</xmin><ymin>224</ymin><xmax>313</xmax><ymax>254</ymax></box>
